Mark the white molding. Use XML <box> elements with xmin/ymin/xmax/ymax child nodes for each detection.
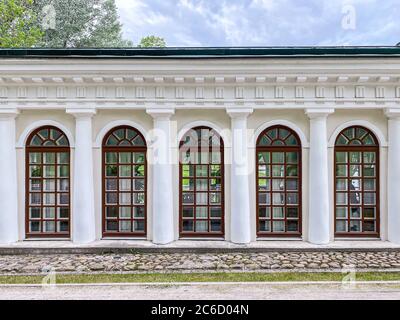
<box><xmin>328</xmin><ymin>120</ymin><xmax>388</xmax><ymax>147</ymax></box>
<box><xmin>177</xmin><ymin>120</ymin><xmax>231</xmax><ymax>148</ymax></box>
<box><xmin>17</xmin><ymin>120</ymin><xmax>75</xmax><ymax>148</ymax></box>
<box><xmin>251</xmin><ymin>120</ymin><xmax>309</xmax><ymax>148</ymax></box>
<box><xmin>94</xmin><ymin>120</ymin><xmax>150</xmax><ymax>148</ymax></box>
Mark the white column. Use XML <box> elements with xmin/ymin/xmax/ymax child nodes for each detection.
<box><xmin>0</xmin><ymin>109</ymin><xmax>19</xmax><ymax>243</ymax></box>
<box><xmin>147</xmin><ymin>108</ymin><xmax>175</xmax><ymax>244</ymax></box>
<box><xmin>305</xmin><ymin>108</ymin><xmax>334</xmax><ymax>245</ymax></box>
<box><xmin>385</xmin><ymin>109</ymin><xmax>400</xmax><ymax>244</ymax></box>
<box><xmin>227</xmin><ymin>108</ymin><xmax>253</xmax><ymax>244</ymax></box>
<box><xmin>67</xmin><ymin>108</ymin><xmax>96</xmax><ymax>243</ymax></box>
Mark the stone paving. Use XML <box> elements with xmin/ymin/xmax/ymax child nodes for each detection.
<box><xmin>1</xmin><ymin>251</ymin><xmax>400</xmax><ymax>274</ymax></box>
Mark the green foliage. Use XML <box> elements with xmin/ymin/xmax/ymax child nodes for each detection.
<box><xmin>138</xmin><ymin>35</ymin><xmax>166</xmax><ymax>48</ymax></box>
<box><xmin>0</xmin><ymin>0</ymin><xmax>43</xmax><ymax>47</ymax></box>
<box><xmin>33</xmin><ymin>0</ymin><xmax>133</xmax><ymax>47</ymax></box>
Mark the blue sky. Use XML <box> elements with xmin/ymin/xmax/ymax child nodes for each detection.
<box><xmin>115</xmin><ymin>0</ymin><xmax>400</xmax><ymax>47</ymax></box>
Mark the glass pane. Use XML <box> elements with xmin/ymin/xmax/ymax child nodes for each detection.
<box><xmin>119</xmin><ymin>179</ymin><xmax>131</xmax><ymax>191</ymax></box>
<box><xmin>349</xmin><ymin>152</ymin><xmax>361</xmax><ymax>163</ymax></box>
<box><xmin>43</xmin><ymin>221</ymin><xmax>55</xmax><ymax>232</ymax></box>
<box><xmin>106</xmin><ymin>165</ymin><xmax>117</xmax><ymax>177</ymax></box>
<box><xmin>364</xmin><ymin>165</ymin><xmax>376</xmax><ymax>177</ymax></box>
<box><xmin>182</xmin><ymin>193</ymin><xmax>194</xmax><ymax>204</ymax></box>
<box><xmin>106</xmin><ymin>220</ymin><xmax>118</xmax><ymax>231</ymax></box>
<box><xmin>119</xmin><ymin>165</ymin><xmax>131</xmax><ymax>177</ymax></box>
<box><xmin>57</xmin><ymin>152</ymin><xmax>69</xmax><ymax>164</ymax></box>
<box><xmin>130</xmin><ymin>218</ymin><xmax>142</xmax><ymax>232</ymax></box>
<box><xmin>134</xmin><ymin>165</ymin><xmax>145</xmax><ymax>177</ymax></box>
<box><xmin>336</xmin><ymin>207</ymin><xmax>347</xmax><ymax>218</ymax></box>
<box><xmin>43</xmin><ymin>153</ymin><xmax>55</xmax><ymax>164</ymax></box>
<box><xmin>119</xmin><ymin>193</ymin><xmax>131</xmax><ymax>205</ymax></box>
<box><xmin>106</xmin><ymin>207</ymin><xmax>118</xmax><ymax>218</ymax></box>
<box><xmin>119</xmin><ymin>152</ymin><xmax>131</xmax><ymax>164</ymax></box>
<box><xmin>210</xmin><ymin>165</ymin><xmax>221</xmax><ymax>177</ymax></box>
<box><xmin>106</xmin><ymin>193</ymin><xmax>118</xmax><ymax>205</ymax></box>
<box><xmin>133</xmin><ymin>207</ymin><xmax>145</xmax><ymax>218</ymax></box>
<box><xmin>258</xmin><ymin>207</ymin><xmax>270</xmax><ymax>218</ymax></box>
<box><xmin>29</xmin><ymin>208</ymin><xmax>41</xmax><ymax>219</ymax></box>
<box><xmin>58</xmin><ymin>165</ymin><xmax>69</xmax><ymax>177</ymax></box>
<box><xmin>106</xmin><ymin>152</ymin><xmax>117</xmax><ymax>164</ymax></box>
<box><xmin>364</xmin><ymin>208</ymin><xmax>375</xmax><ymax>219</ymax></box>
<box><xmin>336</xmin><ymin>152</ymin><xmax>347</xmax><ymax>163</ymax></box>
<box><xmin>273</xmin><ymin>221</ymin><xmax>285</xmax><ymax>232</ymax></box>
<box><xmin>364</xmin><ymin>179</ymin><xmax>376</xmax><ymax>191</ymax></box>
<box><xmin>350</xmin><ymin>207</ymin><xmax>361</xmax><ymax>218</ymax></box>
<box><xmin>182</xmin><ymin>207</ymin><xmax>194</xmax><ymax>218</ymax></box>
<box><xmin>30</xmin><ymin>221</ymin><xmax>40</xmax><ymax>232</ymax></box>
<box><xmin>287</xmin><ymin>220</ymin><xmax>298</xmax><ymax>232</ymax></box>
<box><xmin>58</xmin><ymin>221</ymin><xmax>69</xmax><ymax>232</ymax></box>
<box><xmin>287</xmin><ymin>193</ymin><xmax>298</xmax><ymax>205</ymax></box>
<box><xmin>210</xmin><ymin>178</ymin><xmax>222</xmax><ymax>191</ymax></box>
<box><xmin>182</xmin><ymin>165</ymin><xmax>194</xmax><ymax>177</ymax></box>
<box><xmin>133</xmin><ymin>152</ymin><xmax>145</xmax><ymax>164</ymax></box>
<box><xmin>258</xmin><ymin>152</ymin><xmax>270</xmax><ymax>164</ymax></box>
<box><xmin>43</xmin><ymin>193</ymin><xmax>55</xmax><ymax>205</ymax></box>
<box><xmin>196</xmin><ymin>207</ymin><xmax>208</xmax><ymax>218</ymax></box>
<box><xmin>336</xmin><ymin>193</ymin><xmax>347</xmax><ymax>205</ymax></box>
<box><xmin>182</xmin><ymin>220</ymin><xmax>194</xmax><ymax>232</ymax></box>
<box><xmin>258</xmin><ymin>193</ymin><xmax>270</xmax><ymax>205</ymax></box>
<box><xmin>259</xmin><ymin>220</ymin><xmax>270</xmax><ymax>232</ymax></box>
<box><xmin>286</xmin><ymin>152</ymin><xmax>298</xmax><ymax>163</ymax></box>
<box><xmin>286</xmin><ymin>179</ymin><xmax>298</xmax><ymax>191</ymax></box>
<box><xmin>272</xmin><ymin>165</ymin><xmax>284</xmax><ymax>177</ymax></box>
<box><xmin>363</xmin><ymin>152</ymin><xmax>376</xmax><ymax>163</ymax></box>
<box><xmin>336</xmin><ymin>165</ymin><xmax>347</xmax><ymax>177</ymax></box>
<box><xmin>350</xmin><ymin>221</ymin><xmax>361</xmax><ymax>232</ymax></box>
<box><xmin>133</xmin><ymin>193</ymin><xmax>145</xmax><ymax>205</ymax></box>
<box><xmin>196</xmin><ymin>221</ymin><xmax>208</xmax><ymax>232</ymax></box>
<box><xmin>363</xmin><ymin>221</ymin><xmax>375</xmax><ymax>232</ymax></box>
<box><xmin>272</xmin><ymin>193</ymin><xmax>285</xmax><ymax>205</ymax></box>
<box><xmin>30</xmin><ymin>166</ymin><xmax>42</xmax><ymax>178</ymax></box>
<box><xmin>210</xmin><ymin>207</ymin><xmax>222</xmax><ymax>218</ymax></box>
<box><xmin>210</xmin><ymin>193</ymin><xmax>221</xmax><ymax>205</ymax></box>
<box><xmin>43</xmin><ymin>207</ymin><xmax>55</xmax><ymax>219</ymax></box>
<box><xmin>349</xmin><ymin>165</ymin><xmax>361</xmax><ymax>177</ymax></box>
<box><xmin>30</xmin><ymin>193</ymin><xmax>41</xmax><ymax>205</ymax></box>
<box><xmin>58</xmin><ymin>193</ymin><xmax>69</xmax><ymax>205</ymax></box>
<box><xmin>349</xmin><ymin>192</ymin><xmax>361</xmax><ymax>205</ymax></box>
<box><xmin>272</xmin><ymin>152</ymin><xmax>284</xmax><ymax>163</ymax></box>
<box><xmin>210</xmin><ymin>220</ymin><xmax>221</xmax><ymax>232</ymax></box>
<box><xmin>196</xmin><ymin>165</ymin><xmax>208</xmax><ymax>177</ymax></box>
<box><xmin>349</xmin><ymin>179</ymin><xmax>361</xmax><ymax>191</ymax></box>
<box><xmin>196</xmin><ymin>193</ymin><xmax>207</xmax><ymax>205</ymax></box>
<box><xmin>364</xmin><ymin>193</ymin><xmax>376</xmax><ymax>205</ymax></box>
<box><xmin>273</xmin><ymin>207</ymin><xmax>284</xmax><ymax>219</ymax></box>
<box><xmin>106</xmin><ymin>179</ymin><xmax>117</xmax><ymax>191</ymax></box>
<box><xmin>58</xmin><ymin>207</ymin><xmax>69</xmax><ymax>219</ymax></box>
<box><xmin>336</xmin><ymin>220</ymin><xmax>347</xmax><ymax>232</ymax></box>
<box><xmin>30</xmin><ymin>179</ymin><xmax>41</xmax><ymax>191</ymax></box>
<box><xmin>286</xmin><ymin>165</ymin><xmax>298</xmax><ymax>177</ymax></box>
<box><xmin>258</xmin><ymin>165</ymin><xmax>269</xmax><ymax>177</ymax></box>
<box><xmin>272</xmin><ymin>179</ymin><xmax>284</xmax><ymax>191</ymax></box>
<box><xmin>196</xmin><ymin>179</ymin><xmax>207</xmax><ymax>191</ymax></box>
<box><xmin>29</xmin><ymin>153</ymin><xmax>41</xmax><ymax>164</ymax></box>
<box><xmin>119</xmin><ymin>207</ymin><xmax>131</xmax><ymax>218</ymax></box>
<box><xmin>336</xmin><ymin>179</ymin><xmax>347</xmax><ymax>191</ymax></box>
<box><xmin>287</xmin><ymin>207</ymin><xmax>298</xmax><ymax>218</ymax></box>
<box><xmin>119</xmin><ymin>221</ymin><xmax>131</xmax><ymax>232</ymax></box>
<box><xmin>43</xmin><ymin>179</ymin><xmax>55</xmax><ymax>191</ymax></box>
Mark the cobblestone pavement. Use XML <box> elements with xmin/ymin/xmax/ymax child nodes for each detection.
<box><xmin>1</xmin><ymin>251</ymin><xmax>400</xmax><ymax>274</ymax></box>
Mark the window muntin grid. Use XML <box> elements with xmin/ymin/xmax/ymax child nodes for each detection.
<box><xmin>179</xmin><ymin>127</ymin><xmax>224</xmax><ymax>237</ymax></box>
<box><xmin>102</xmin><ymin>126</ymin><xmax>147</xmax><ymax>237</ymax></box>
<box><xmin>256</xmin><ymin>126</ymin><xmax>302</xmax><ymax>237</ymax></box>
<box><xmin>26</xmin><ymin>126</ymin><xmax>70</xmax><ymax>238</ymax></box>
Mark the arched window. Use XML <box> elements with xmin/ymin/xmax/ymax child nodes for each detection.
<box><xmin>102</xmin><ymin>126</ymin><xmax>147</xmax><ymax>237</ymax></box>
<box><xmin>256</xmin><ymin>126</ymin><xmax>302</xmax><ymax>237</ymax></box>
<box><xmin>26</xmin><ymin>126</ymin><xmax>70</xmax><ymax>238</ymax></box>
<box><xmin>334</xmin><ymin>126</ymin><xmax>379</xmax><ymax>237</ymax></box>
<box><xmin>179</xmin><ymin>126</ymin><xmax>224</xmax><ymax>237</ymax></box>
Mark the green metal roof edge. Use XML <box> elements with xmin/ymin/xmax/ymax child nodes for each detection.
<box><xmin>0</xmin><ymin>46</ymin><xmax>400</xmax><ymax>58</ymax></box>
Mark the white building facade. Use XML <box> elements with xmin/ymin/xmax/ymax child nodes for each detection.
<box><xmin>1</xmin><ymin>47</ymin><xmax>400</xmax><ymax>245</ymax></box>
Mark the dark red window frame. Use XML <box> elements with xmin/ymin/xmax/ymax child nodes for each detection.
<box><xmin>179</xmin><ymin>126</ymin><xmax>225</xmax><ymax>238</ymax></box>
<box><xmin>25</xmin><ymin>126</ymin><xmax>70</xmax><ymax>238</ymax></box>
<box><xmin>102</xmin><ymin>126</ymin><xmax>147</xmax><ymax>237</ymax></box>
<box><xmin>334</xmin><ymin>126</ymin><xmax>380</xmax><ymax>238</ymax></box>
<box><xmin>256</xmin><ymin>125</ymin><xmax>302</xmax><ymax>238</ymax></box>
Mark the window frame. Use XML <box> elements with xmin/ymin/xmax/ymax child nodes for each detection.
<box><xmin>179</xmin><ymin>126</ymin><xmax>225</xmax><ymax>238</ymax></box>
<box><xmin>256</xmin><ymin>125</ymin><xmax>302</xmax><ymax>238</ymax></box>
<box><xmin>334</xmin><ymin>126</ymin><xmax>380</xmax><ymax>238</ymax></box>
<box><xmin>25</xmin><ymin>126</ymin><xmax>71</xmax><ymax>239</ymax></box>
<box><xmin>102</xmin><ymin>125</ymin><xmax>147</xmax><ymax>237</ymax></box>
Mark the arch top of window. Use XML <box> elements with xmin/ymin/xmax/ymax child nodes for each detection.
<box><xmin>335</xmin><ymin>126</ymin><xmax>378</xmax><ymax>146</ymax></box>
<box><xmin>180</xmin><ymin>126</ymin><xmax>223</xmax><ymax>147</ymax></box>
<box><xmin>103</xmin><ymin>126</ymin><xmax>146</xmax><ymax>147</ymax></box>
<box><xmin>27</xmin><ymin>126</ymin><xmax>69</xmax><ymax>147</ymax></box>
<box><xmin>257</xmin><ymin>126</ymin><xmax>300</xmax><ymax>147</ymax></box>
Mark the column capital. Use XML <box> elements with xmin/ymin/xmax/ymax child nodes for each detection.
<box><xmin>226</xmin><ymin>108</ymin><xmax>253</xmax><ymax>119</ymax></box>
<box><xmin>385</xmin><ymin>108</ymin><xmax>400</xmax><ymax>119</ymax></box>
<box><xmin>305</xmin><ymin>108</ymin><xmax>335</xmax><ymax>119</ymax></box>
<box><xmin>0</xmin><ymin>108</ymin><xmax>19</xmax><ymax>119</ymax></box>
<box><xmin>146</xmin><ymin>108</ymin><xmax>175</xmax><ymax>119</ymax></box>
<box><xmin>66</xmin><ymin>108</ymin><xmax>96</xmax><ymax>118</ymax></box>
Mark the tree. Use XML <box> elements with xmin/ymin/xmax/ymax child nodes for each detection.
<box><xmin>33</xmin><ymin>0</ymin><xmax>133</xmax><ymax>47</ymax></box>
<box><xmin>138</xmin><ymin>35</ymin><xmax>166</xmax><ymax>48</ymax></box>
<box><xmin>0</xmin><ymin>0</ymin><xmax>43</xmax><ymax>47</ymax></box>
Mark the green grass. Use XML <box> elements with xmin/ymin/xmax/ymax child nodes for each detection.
<box><xmin>0</xmin><ymin>272</ymin><xmax>400</xmax><ymax>284</ymax></box>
